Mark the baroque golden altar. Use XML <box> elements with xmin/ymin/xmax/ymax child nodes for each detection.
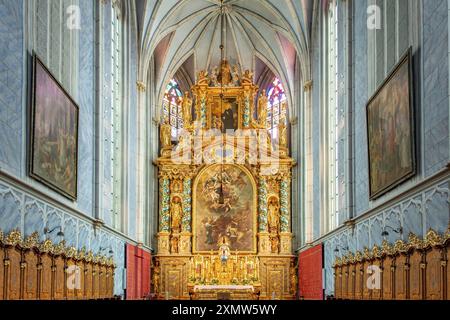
<box><xmin>153</xmin><ymin>61</ymin><xmax>297</xmax><ymax>300</ymax></box>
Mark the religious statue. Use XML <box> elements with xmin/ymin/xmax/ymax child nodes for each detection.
<box><xmin>210</xmin><ymin>66</ymin><xmax>219</xmax><ymax>86</ymax></box>
<box><xmin>170</xmin><ymin>235</ymin><xmax>179</xmax><ymax>254</ymax></box>
<box><xmin>197</xmin><ymin>70</ymin><xmax>209</xmax><ymax>85</ymax></box>
<box><xmin>182</xmin><ymin>91</ymin><xmax>193</xmax><ymax>126</ymax></box>
<box><xmin>270</xmin><ymin>234</ymin><xmax>279</xmax><ymax>254</ymax></box>
<box><xmin>268</xmin><ymin>197</ymin><xmax>280</xmax><ymax>233</ymax></box>
<box><xmin>279</xmin><ymin>120</ymin><xmax>288</xmax><ymax>149</ymax></box>
<box><xmin>170</xmin><ymin>196</ymin><xmax>183</xmax><ymax>233</ymax></box>
<box><xmin>160</xmin><ymin>117</ymin><xmax>172</xmax><ymax>150</ymax></box>
<box><xmin>231</xmin><ymin>65</ymin><xmax>240</xmax><ymax>86</ymax></box>
<box><xmin>258</xmin><ymin>90</ymin><xmax>268</xmax><ymax>128</ymax></box>
<box><xmin>242</xmin><ymin>69</ymin><xmax>253</xmax><ymax>84</ymax></box>
<box><xmin>219</xmin><ymin>60</ymin><xmax>232</xmax><ymax>86</ymax></box>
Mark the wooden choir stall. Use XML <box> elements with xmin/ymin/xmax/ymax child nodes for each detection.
<box><xmin>0</xmin><ymin>230</ymin><xmax>116</xmax><ymax>300</ymax></box>
<box><xmin>153</xmin><ymin>61</ymin><xmax>297</xmax><ymax>300</ymax></box>
<box><xmin>333</xmin><ymin>226</ymin><xmax>450</xmax><ymax>300</ymax></box>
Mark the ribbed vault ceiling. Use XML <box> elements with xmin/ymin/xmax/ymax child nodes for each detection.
<box><xmin>139</xmin><ymin>0</ymin><xmax>313</xmax><ymax>110</ymax></box>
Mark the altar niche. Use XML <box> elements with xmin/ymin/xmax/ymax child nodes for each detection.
<box><xmin>154</xmin><ymin>62</ymin><xmax>296</xmax><ymax>300</ymax></box>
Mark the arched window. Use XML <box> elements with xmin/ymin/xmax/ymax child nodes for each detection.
<box><xmin>266</xmin><ymin>78</ymin><xmax>287</xmax><ymax>140</ymax></box>
<box><xmin>162</xmin><ymin>79</ymin><xmax>183</xmax><ymax>140</ymax></box>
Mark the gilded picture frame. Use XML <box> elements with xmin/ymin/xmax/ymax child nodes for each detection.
<box><xmin>366</xmin><ymin>48</ymin><xmax>416</xmax><ymax>200</ymax></box>
<box><xmin>192</xmin><ymin>164</ymin><xmax>257</xmax><ymax>254</ymax></box>
<box><xmin>29</xmin><ymin>53</ymin><xmax>79</xmax><ymax>200</ymax></box>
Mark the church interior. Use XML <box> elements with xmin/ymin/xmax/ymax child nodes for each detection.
<box><xmin>0</xmin><ymin>0</ymin><xmax>449</xmax><ymax>301</ymax></box>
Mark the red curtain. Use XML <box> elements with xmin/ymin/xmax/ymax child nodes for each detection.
<box><xmin>299</xmin><ymin>244</ymin><xmax>324</xmax><ymax>300</ymax></box>
<box><xmin>126</xmin><ymin>244</ymin><xmax>151</xmax><ymax>300</ymax></box>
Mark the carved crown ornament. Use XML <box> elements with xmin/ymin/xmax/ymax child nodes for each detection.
<box><xmin>0</xmin><ymin>229</ymin><xmax>116</xmax><ymax>268</ymax></box>
<box><xmin>333</xmin><ymin>226</ymin><xmax>450</xmax><ymax>268</ymax></box>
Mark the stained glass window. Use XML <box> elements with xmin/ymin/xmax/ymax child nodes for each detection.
<box><xmin>266</xmin><ymin>78</ymin><xmax>287</xmax><ymax>140</ymax></box>
<box><xmin>162</xmin><ymin>79</ymin><xmax>183</xmax><ymax>139</ymax></box>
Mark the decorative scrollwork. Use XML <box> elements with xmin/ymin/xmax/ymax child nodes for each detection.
<box><xmin>424</xmin><ymin>229</ymin><xmax>443</xmax><ymax>247</ymax></box>
<box><xmin>4</xmin><ymin>230</ymin><xmax>22</xmax><ymax>246</ymax></box>
<box><xmin>22</xmin><ymin>232</ymin><xmax>40</xmax><ymax>249</ymax></box>
<box><xmin>408</xmin><ymin>233</ymin><xmax>425</xmax><ymax>250</ymax></box>
<box><xmin>372</xmin><ymin>245</ymin><xmax>382</xmax><ymax>258</ymax></box>
<box><xmin>381</xmin><ymin>240</ymin><xmax>395</xmax><ymax>256</ymax></box>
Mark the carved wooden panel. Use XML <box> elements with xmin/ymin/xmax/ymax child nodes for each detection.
<box><xmin>409</xmin><ymin>251</ymin><xmax>423</xmax><ymax>300</ymax></box>
<box><xmin>395</xmin><ymin>254</ymin><xmax>408</xmax><ymax>300</ymax></box>
<box><xmin>166</xmin><ymin>269</ymin><xmax>181</xmax><ymax>299</ymax></box>
<box><xmin>54</xmin><ymin>256</ymin><xmax>65</xmax><ymax>300</ymax></box>
<box><xmin>106</xmin><ymin>267</ymin><xmax>113</xmax><ymax>298</ymax></box>
<box><xmin>362</xmin><ymin>261</ymin><xmax>371</xmax><ymax>300</ymax></box>
<box><xmin>348</xmin><ymin>264</ymin><xmax>355</xmax><ymax>300</ymax></box>
<box><xmin>0</xmin><ymin>246</ymin><xmax>4</xmax><ymax>300</ymax></box>
<box><xmin>92</xmin><ymin>264</ymin><xmax>100</xmax><ymax>299</ymax></box>
<box><xmin>84</xmin><ymin>263</ymin><xmax>93</xmax><ymax>299</ymax></box>
<box><xmin>268</xmin><ymin>270</ymin><xmax>283</xmax><ymax>299</ymax></box>
<box><xmin>355</xmin><ymin>263</ymin><xmax>363</xmax><ymax>300</ymax></box>
<box><xmin>23</xmin><ymin>249</ymin><xmax>38</xmax><ymax>300</ymax></box>
<box><xmin>425</xmin><ymin>248</ymin><xmax>443</xmax><ymax>300</ymax></box>
<box><xmin>39</xmin><ymin>254</ymin><xmax>52</xmax><ymax>300</ymax></box>
<box><xmin>5</xmin><ymin>247</ymin><xmax>22</xmax><ymax>300</ymax></box>
<box><xmin>75</xmin><ymin>261</ymin><xmax>84</xmax><ymax>300</ymax></box>
<box><xmin>341</xmin><ymin>265</ymin><xmax>349</xmax><ymax>299</ymax></box>
<box><xmin>371</xmin><ymin>259</ymin><xmax>382</xmax><ymax>300</ymax></box>
<box><xmin>66</xmin><ymin>258</ymin><xmax>76</xmax><ymax>300</ymax></box>
<box><xmin>99</xmin><ymin>265</ymin><xmax>107</xmax><ymax>299</ymax></box>
<box><xmin>334</xmin><ymin>266</ymin><xmax>341</xmax><ymax>299</ymax></box>
<box><xmin>382</xmin><ymin>256</ymin><xmax>394</xmax><ymax>300</ymax></box>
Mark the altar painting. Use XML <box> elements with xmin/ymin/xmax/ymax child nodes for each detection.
<box><xmin>193</xmin><ymin>164</ymin><xmax>256</xmax><ymax>253</ymax></box>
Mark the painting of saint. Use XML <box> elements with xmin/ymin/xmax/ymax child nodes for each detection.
<box><xmin>193</xmin><ymin>164</ymin><xmax>256</xmax><ymax>253</ymax></box>
<box><xmin>212</xmin><ymin>97</ymin><xmax>238</xmax><ymax>131</ymax></box>
<box><xmin>30</xmin><ymin>55</ymin><xmax>79</xmax><ymax>200</ymax></box>
<box><xmin>367</xmin><ymin>49</ymin><xmax>415</xmax><ymax>199</ymax></box>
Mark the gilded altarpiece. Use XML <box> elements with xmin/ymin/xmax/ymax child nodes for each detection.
<box><xmin>154</xmin><ymin>62</ymin><xmax>296</xmax><ymax>300</ymax></box>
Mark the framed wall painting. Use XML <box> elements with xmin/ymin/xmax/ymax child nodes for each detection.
<box><xmin>366</xmin><ymin>48</ymin><xmax>416</xmax><ymax>200</ymax></box>
<box><xmin>29</xmin><ymin>54</ymin><xmax>79</xmax><ymax>200</ymax></box>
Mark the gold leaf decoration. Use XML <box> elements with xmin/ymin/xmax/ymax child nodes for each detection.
<box><xmin>39</xmin><ymin>239</ymin><xmax>54</xmax><ymax>253</ymax></box>
<box><xmin>393</xmin><ymin>239</ymin><xmax>408</xmax><ymax>253</ymax></box>
<box><xmin>52</xmin><ymin>240</ymin><xmax>66</xmax><ymax>256</ymax></box>
<box><xmin>86</xmin><ymin>251</ymin><xmax>94</xmax><ymax>263</ymax></box>
<box><xmin>408</xmin><ymin>233</ymin><xmax>424</xmax><ymax>250</ymax></box>
<box><xmin>65</xmin><ymin>246</ymin><xmax>78</xmax><ymax>259</ymax></box>
<box><xmin>424</xmin><ymin>229</ymin><xmax>443</xmax><ymax>247</ymax></box>
<box><xmin>363</xmin><ymin>247</ymin><xmax>372</xmax><ymax>260</ymax></box>
<box><xmin>346</xmin><ymin>252</ymin><xmax>355</xmax><ymax>264</ymax></box>
<box><xmin>22</xmin><ymin>232</ymin><xmax>40</xmax><ymax>249</ymax></box>
<box><xmin>0</xmin><ymin>230</ymin><xmax>4</xmax><ymax>244</ymax></box>
<box><xmin>5</xmin><ymin>230</ymin><xmax>22</xmax><ymax>246</ymax></box>
<box><xmin>372</xmin><ymin>245</ymin><xmax>382</xmax><ymax>258</ymax></box>
<box><xmin>77</xmin><ymin>247</ymin><xmax>87</xmax><ymax>261</ymax></box>
<box><xmin>381</xmin><ymin>240</ymin><xmax>395</xmax><ymax>256</ymax></box>
<box><xmin>354</xmin><ymin>251</ymin><xmax>363</xmax><ymax>262</ymax></box>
